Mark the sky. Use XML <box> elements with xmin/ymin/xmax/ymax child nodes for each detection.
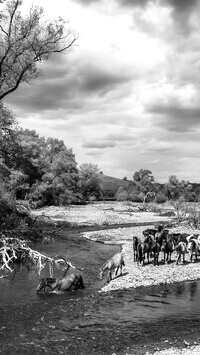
<box><xmin>4</xmin><ymin>0</ymin><xmax>200</xmax><ymax>182</ymax></box>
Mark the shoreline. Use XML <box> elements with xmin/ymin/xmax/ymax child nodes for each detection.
<box><xmin>82</xmin><ymin>224</ymin><xmax>200</xmax><ymax>293</ymax></box>
<box><xmin>83</xmin><ymin>226</ymin><xmax>200</xmax><ymax>355</ymax></box>
<box><xmin>31</xmin><ymin>203</ymin><xmax>200</xmax><ymax>355</ymax></box>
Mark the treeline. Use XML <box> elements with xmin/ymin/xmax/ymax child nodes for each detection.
<box><xmin>0</xmin><ymin>103</ymin><xmax>103</xmax><ymax>212</ymax></box>
<box><xmin>114</xmin><ymin>169</ymin><xmax>200</xmax><ymax>205</ymax></box>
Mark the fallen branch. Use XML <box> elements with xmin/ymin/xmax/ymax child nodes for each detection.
<box><xmin>0</xmin><ymin>234</ymin><xmax>77</xmax><ymax>276</ymax></box>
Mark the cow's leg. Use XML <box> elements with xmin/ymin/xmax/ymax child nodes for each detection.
<box><xmin>142</xmin><ymin>253</ymin><xmax>145</xmax><ymax>266</ymax></box>
<box><xmin>157</xmin><ymin>253</ymin><xmax>159</xmax><ymax>266</ymax></box>
<box><xmin>108</xmin><ymin>270</ymin><xmax>112</xmax><ymax>282</ymax></box>
<box><xmin>115</xmin><ymin>266</ymin><xmax>119</xmax><ymax>277</ymax></box>
<box><xmin>176</xmin><ymin>253</ymin><xmax>180</xmax><ymax>265</ymax></box>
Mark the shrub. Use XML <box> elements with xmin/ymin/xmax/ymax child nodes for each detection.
<box><xmin>129</xmin><ymin>193</ymin><xmax>144</xmax><ymax>203</ymax></box>
<box><xmin>155</xmin><ymin>193</ymin><xmax>167</xmax><ymax>204</ymax></box>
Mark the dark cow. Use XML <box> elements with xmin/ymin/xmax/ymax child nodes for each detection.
<box><xmin>133</xmin><ymin>236</ymin><xmax>139</xmax><ymax>261</ymax></box>
<box><xmin>172</xmin><ymin>233</ymin><xmax>189</xmax><ymax>247</ymax></box>
<box><xmin>156</xmin><ymin>229</ymin><xmax>170</xmax><ymax>246</ymax></box>
<box><xmin>151</xmin><ymin>240</ymin><xmax>161</xmax><ymax>266</ymax></box>
<box><xmin>161</xmin><ymin>235</ymin><xmax>174</xmax><ymax>264</ymax></box>
<box><xmin>143</xmin><ymin>229</ymin><xmax>157</xmax><ymax>238</ymax></box>
<box><xmin>137</xmin><ymin>235</ymin><xmax>154</xmax><ymax>265</ymax></box>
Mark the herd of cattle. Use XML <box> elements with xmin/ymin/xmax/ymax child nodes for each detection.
<box><xmin>133</xmin><ymin>225</ymin><xmax>200</xmax><ymax>266</ymax></box>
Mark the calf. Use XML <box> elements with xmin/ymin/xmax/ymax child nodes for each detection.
<box><xmin>100</xmin><ymin>253</ymin><xmax>125</xmax><ymax>282</ymax></box>
<box><xmin>175</xmin><ymin>241</ymin><xmax>187</xmax><ymax>265</ymax></box>
<box><xmin>187</xmin><ymin>239</ymin><xmax>199</xmax><ymax>262</ymax></box>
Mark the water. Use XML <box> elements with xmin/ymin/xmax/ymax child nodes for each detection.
<box><xmin>1</xmin><ymin>230</ymin><xmax>200</xmax><ymax>354</ymax></box>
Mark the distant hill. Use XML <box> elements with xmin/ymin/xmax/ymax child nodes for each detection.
<box><xmin>98</xmin><ymin>174</ymin><xmax>200</xmax><ymax>201</ymax></box>
<box><xmin>98</xmin><ymin>174</ymin><xmax>137</xmax><ymax>199</ymax></box>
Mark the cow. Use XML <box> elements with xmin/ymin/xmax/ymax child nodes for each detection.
<box><xmin>175</xmin><ymin>241</ymin><xmax>187</xmax><ymax>265</ymax></box>
<box><xmin>187</xmin><ymin>239</ymin><xmax>200</xmax><ymax>262</ymax></box>
<box><xmin>99</xmin><ymin>253</ymin><xmax>125</xmax><ymax>282</ymax></box>
<box><xmin>161</xmin><ymin>235</ymin><xmax>174</xmax><ymax>264</ymax></box>
<box><xmin>133</xmin><ymin>236</ymin><xmax>139</xmax><ymax>262</ymax></box>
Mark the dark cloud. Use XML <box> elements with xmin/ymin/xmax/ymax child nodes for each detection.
<box><xmin>72</xmin><ymin>0</ymin><xmax>100</xmax><ymax>4</ymax></box>
<box><xmin>72</xmin><ymin>0</ymin><xmax>149</xmax><ymax>6</ymax></box>
<box><xmin>148</xmin><ymin>102</ymin><xmax>200</xmax><ymax>132</ymax></box>
<box><xmin>6</xmin><ymin>54</ymin><xmax>132</xmax><ymax>117</ymax></box>
<box><xmin>83</xmin><ymin>141</ymin><xmax>116</xmax><ymax>149</ymax></box>
<box><xmin>80</xmin><ymin>64</ymin><xmax>131</xmax><ymax>93</ymax></box>
<box><xmin>105</xmin><ymin>133</ymin><xmax>135</xmax><ymax>141</ymax></box>
<box><xmin>115</xmin><ymin>0</ymin><xmax>149</xmax><ymax>7</ymax></box>
<box><xmin>119</xmin><ymin>0</ymin><xmax>199</xmax><ymax>36</ymax></box>
<box><xmin>166</xmin><ymin>0</ymin><xmax>198</xmax><ymax>14</ymax></box>
<box><xmin>166</xmin><ymin>0</ymin><xmax>198</xmax><ymax>34</ymax></box>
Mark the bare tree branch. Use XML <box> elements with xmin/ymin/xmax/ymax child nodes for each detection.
<box><xmin>0</xmin><ymin>0</ymin><xmax>78</xmax><ymax>100</ymax></box>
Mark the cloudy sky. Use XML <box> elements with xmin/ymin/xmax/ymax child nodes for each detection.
<box><xmin>5</xmin><ymin>0</ymin><xmax>200</xmax><ymax>182</ymax></box>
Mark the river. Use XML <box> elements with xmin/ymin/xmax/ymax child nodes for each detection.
<box><xmin>0</xmin><ymin>229</ymin><xmax>200</xmax><ymax>355</ymax></box>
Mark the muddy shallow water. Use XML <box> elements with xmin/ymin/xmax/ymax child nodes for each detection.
<box><xmin>0</xmin><ymin>230</ymin><xmax>200</xmax><ymax>355</ymax></box>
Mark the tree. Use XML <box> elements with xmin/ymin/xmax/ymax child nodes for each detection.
<box><xmin>30</xmin><ymin>148</ymin><xmax>79</xmax><ymax>206</ymax></box>
<box><xmin>115</xmin><ymin>187</ymin><xmax>128</xmax><ymax>201</ymax></box>
<box><xmin>0</xmin><ymin>0</ymin><xmax>77</xmax><ymax>100</ymax></box>
<box><xmin>133</xmin><ymin>169</ymin><xmax>155</xmax><ymax>205</ymax></box>
<box><xmin>78</xmin><ymin>163</ymin><xmax>102</xmax><ymax>201</ymax></box>
<box><xmin>0</xmin><ymin>102</ymin><xmax>19</xmax><ymax>167</ymax></box>
<box><xmin>164</xmin><ymin>175</ymin><xmax>192</xmax><ymax>217</ymax></box>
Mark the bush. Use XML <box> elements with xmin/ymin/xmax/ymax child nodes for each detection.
<box><xmin>147</xmin><ymin>202</ymin><xmax>163</xmax><ymax>213</ymax></box>
<box><xmin>0</xmin><ymin>183</ymin><xmax>16</xmax><ymax>225</ymax></box>
<box><xmin>115</xmin><ymin>187</ymin><xmax>128</xmax><ymax>201</ymax></box>
<box><xmin>155</xmin><ymin>193</ymin><xmax>167</xmax><ymax>204</ymax></box>
<box><xmin>129</xmin><ymin>193</ymin><xmax>144</xmax><ymax>203</ymax></box>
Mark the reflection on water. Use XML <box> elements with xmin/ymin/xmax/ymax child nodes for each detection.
<box><xmin>1</xmin><ymin>231</ymin><xmax>200</xmax><ymax>354</ymax></box>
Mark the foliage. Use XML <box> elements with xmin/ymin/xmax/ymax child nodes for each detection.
<box><xmin>164</xmin><ymin>175</ymin><xmax>192</xmax><ymax>217</ymax></box>
<box><xmin>28</xmin><ymin>146</ymin><xmax>79</xmax><ymax>206</ymax></box>
<box><xmin>0</xmin><ymin>0</ymin><xmax>77</xmax><ymax>99</ymax></box>
<box><xmin>0</xmin><ymin>103</ymin><xmax>19</xmax><ymax>168</ymax></box>
<box><xmin>78</xmin><ymin>163</ymin><xmax>102</xmax><ymax>201</ymax></box>
<box><xmin>133</xmin><ymin>169</ymin><xmax>155</xmax><ymax>205</ymax></box>
<box><xmin>186</xmin><ymin>204</ymin><xmax>200</xmax><ymax>229</ymax></box>
<box><xmin>115</xmin><ymin>187</ymin><xmax>128</xmax><ymax>201</ymax></box>
<box><xmin>128</xmin><ymin>192</ymin><xmax>144</xmax><ymax>203</ymax></box>
<box><xmin>155</xmin><ymin>193</ymin><xmax>167</xmax><ymax>204</ymax></box>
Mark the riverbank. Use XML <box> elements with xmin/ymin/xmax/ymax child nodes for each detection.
<box><xmin>31</xmin><ymin>202</ymin><xmax>200</xmax><ymax>355</ymax></box>
<box><xmin>31</xmin><ymin>202</ymin><xmax>172</xmax><ymax>227</ymax></box>
<box><xmin>145</xmin><ymin>344</ymin><xmax>200</xmax><ymax>355</ymax></box>
<box><xmin>82</xmin><ymin>224</ymin><xmax>200</xmax><ymax>293</ymax></box>
<box><xmin>31</xmin><ymin>202</ymin><xmax>200</xmax><ymax>293</ymax></box>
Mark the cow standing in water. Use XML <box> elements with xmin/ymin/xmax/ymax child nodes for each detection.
<box><xmin>99</xmin><ymin>253</ymin><xmax>125</xmax><ymax>282</ymax></box>
<box><xmin>36</xmin><ymin>263</ymin><xmax>85</xmax><ymax>293</ymax></box>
